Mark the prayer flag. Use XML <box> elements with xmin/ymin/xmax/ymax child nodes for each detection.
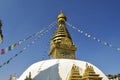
<box><xmin>97</xmin><ymin>39</ymin><xmax>101</xmax><ymax>42</ymax></box>
<box><xmin>1</xmin><ymin>49</ymin><xmax>5</xmax><ymax>54</ymax></box>
<box><xmin>20</xmin><ymin>50</ymin><xmax>23</xmax><ymax>53</ymax></box>
<box><xmin>0</xmin><ymin>65</ymin><xmax>2</xmax><ymax>68</ymax></box>
<box><xmin>11</xmin><ymin>44</ymin><xmax>15</xmax><ymax>49</ymax></box>
<box><xmin>16</xmin><ymin>41</ymin><xmax>20</xmax><ymax>45</ymax></box>
<box><xmin>105</xmin><ymin>42</ymin><xmax>109</xmax><ymax>46</ymax></box>
<box><xmin>109</xmin><ymin>44</ymin><xmax>112</xmax><ymax>47</ymax></box>
<box><xmin>104</xmin><ymin>42</ymin><xmax>107</xmax><ymax>46</ymax></box>
<box><xmin>72</xmin><ymin>26</ymin><xmax>75</xmax><ymax>29</ymax></box>
<box><xmin>78</xmin><ymin>29</ymin><xmax>80</xmax><ymax>32</ymax></box>
<box><xmin>23</xmin><ymin>47</ymin><xmax>26</xmax><ymax>50</ymax></box>
<box><xmin>7</xmin><ymin>60</ymin><xmax>10</xmax><ymax>64</ymax></box>
<box><xmin>15</xmin><ymin>54</ymin><xmax>18</xmax><ymax>57</ymax></box>
<box><xmin>87</xmin><ymin>35</ymin><xmax>91</xmax><ymax>38</ymax></box>
<box><xmin>5</xmin><ymin>47</ymin><xmax>9</xmax><ymax>53</ymax></box>
<box><xmin>93</xmin><ymin>37</ymin><xmax>96</xmax><ymax>40</ymax></box>
<box><xmin>8</xmin><ymin>46</ymin><xmax>11</xmax><ymax>51</ymax></box>
<box><xmin>25</xmin><ymin>36</ymin><xmax>32</xmax><ymax>40</ymax></box>
<box><xmin>85</xmin><ymin>33</ymin><xmax>88</xmax><ymax>36</ymax></box>
<box><xmin>80</xmin><ymin>31</ymin><xmax>83</xmax><ymax>33</ymax></box>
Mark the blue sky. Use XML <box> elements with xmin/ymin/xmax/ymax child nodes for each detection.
<box><xmin>0</xmin><ymin>0</ymin><xmax>120</xmax><ymax>80</ymax></box>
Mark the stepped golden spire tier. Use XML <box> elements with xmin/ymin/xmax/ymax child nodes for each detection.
<box><xmin>68</xmin><ymin>64</ymin><xmax>82</xmax><ymax>80</ymax></box>
<box><xmin>82</xmin><ymin>64</ymin><xmax>102</xmax><ymax>80</ymax></box>
<box><xmin>49</xmin><ymin>12</ymin><xmax>77</xmax><ymax>59</ymax></box>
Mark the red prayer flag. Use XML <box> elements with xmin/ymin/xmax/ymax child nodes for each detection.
<box><xmin>1</xmin><ymin>49</ymin><xmax>5</xmax><ymax>54</ymax></box>
<box><xmin>16</xmin><ymin>41</ymin><xmax>22</xmax><ymax>45</ymax></box>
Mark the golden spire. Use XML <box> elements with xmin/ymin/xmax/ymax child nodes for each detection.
<box><xmin>68</xmin><ymin>64</ymin><xmax>82</xmax><ymax>80</ymax></box>
<box><xmin>82</xmin><ymin>63</ymin><xmax>102</xmax><ymax>80</ymax></box>
<box><xmin>52</xmin><ymin>11</ymin><xmax>72</xmax><ymax>41</ymax></box>
<box><xmin>49</xmin><ymin>11</ymin><xmax>76</xmax><ymax>59</ymax></box>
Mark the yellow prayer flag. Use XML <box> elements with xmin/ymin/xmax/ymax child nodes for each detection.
<box><xmin>11</xmin><ymin>44</ymin><xmax>15</xmax><ymax>49</ymax></box>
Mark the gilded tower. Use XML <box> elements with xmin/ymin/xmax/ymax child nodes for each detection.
<box><xmin>49</xmin><ymin>12</ymin><xmax>77</xmax><ymax>59</ymax></box>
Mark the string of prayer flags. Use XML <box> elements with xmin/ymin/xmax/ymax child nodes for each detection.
<box><xmin>66</xmin><ymin>22</ymin><xmax>120</xmax><ymax>51</ymax></box>
<box><xmin>0</xmin><ymin>32</ymin><xmax>35</xmax><ymax>55</ymax></box>
<box><xmin>0</xmin><ymin>21</ymin><xmax>57</xmax><ymax>55</ymax></box>
<box><xmin>0</xmin><ymin>26</ymin><xmax>46</xmax><ymax>55</ymax></box>
<box><xmin>0</xmin><ymin>21</ymin><xmax>57</xmax><ymax>69</ymax></box>
<box><xmin>0</xmin><ymin>41</ymin><xmax>22</xmax><ymax>55</ymax></box>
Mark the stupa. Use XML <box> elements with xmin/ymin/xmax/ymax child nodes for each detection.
<box><xmin>17</xmin><ymin>12</ymin><xmax>108</xmax><ymax>80</ymax></box>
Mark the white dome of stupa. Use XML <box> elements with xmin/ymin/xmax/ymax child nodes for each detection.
<box><xmin>18</xmin><ymin>59</ymin><xmax>108</xmax><ymax>80</ymax></box>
